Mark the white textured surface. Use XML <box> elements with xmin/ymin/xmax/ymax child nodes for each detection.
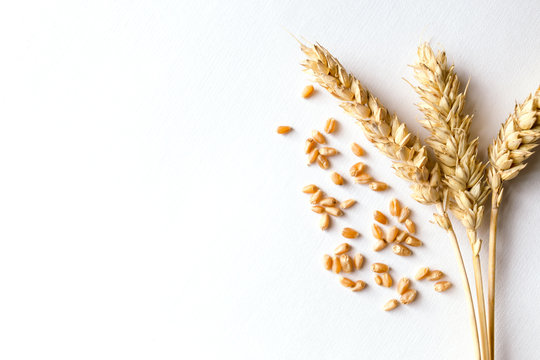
<box><xmin>0</xmin><ymin>1</ymin><xmax>539</xmax><ymax>359</ymax></box>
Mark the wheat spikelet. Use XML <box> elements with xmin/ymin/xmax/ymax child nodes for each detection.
<box><xmin>487</xmin><ymin>87</ymin><xmax>540</xmax><ymax>199</ymax></box>
<box><xmin>300</xmin><ymin>42</ymin><xmax>441</xmax><ymax>205</ymax></box>
<box><xmin>411</xmin><ymin>43</ymin><xmax>489</xmax><ymax>233</ymax></box>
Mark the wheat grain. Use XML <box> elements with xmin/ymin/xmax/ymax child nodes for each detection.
<box><xmin>373</xmin><ymin>210</ymin><xmax>388</xmax><ymax>224</ymax></box>
<box><xmin>340</xmin><ymin>276</ymin><xmax>355</xmax><ymax>288</ymax></box>
<box><xmin>354</xmin><ymin>253</ymin><xmax>364</xmax><ymax>269</ymax></box>
<box><xmin>340</xmin><ymin>254</ymin><xmax>354</xmax><ymax>273</ymax></box>
<box><xmin>435</xmin><ymin>281</ymin><xmax>452</xmax><ymax>292</ymax></box>
<box><xmin>317</xmin><ymin>154</ymin><xmax>330</xmax><ymax>169</ymax></box>
<box><xmin>319</xmin><ymin>147</ymin><xmax>338</xmax><ymax>156</ymax></box>
<box><xmin>302</xmin><ymin>84</ymin><xmax>314</xmax><ymax>98</ymax></box>
<box><xmin>351</xmin><ymin>280</ymin><xmax>367</xmax><ymax>291</ymax></box>
<box><xmin>340</xmin><ymin>199</ymin><xmax>356</xmax><ymax>209</ymax></box>
<box><xmin>323</xmin><ymin>254</ymin><xmax>333</xmax><ymax>270</ymax></box>
<box><xmin>320</xmin><ymin>197</ymin><xmax>337</xmax><ymax>207</ymax></box>
<box><xmin>383</xmin><ymin>299</ymin><xmax>399</xmax><ymax>311</ymax></box>
<box><xmin>330</xmin><ymin>172</ymin><xmax>344</xmax><ymax>185</ymax></box>
<box><xmin>305</xmin><ymin>138</ymin><xmax>316</xmax><ymax>154</ymax></box>
<box><xmin>324</xmin><ymin>118</ymin><xmax>337</xmax><ymax>133</ymax></box>
<box><xmin>427</xmin><ymin>270</ymin><xmax>444</xmax><ymax>281</ymax></box>
<box><xmin>382</xmin><ymin>273</ymin><xmax>393</xmax><ymax>287</ymax></box>
<box><xmin>342</xmin><ymin>227</ymin><xmax>359</xmax><ymax>239</ymax></box>
<box><xmin>415</xmin><ymin>267</ymin><xmax>430</xmax><ymax>280</ymax></box>
<box><xmin>371</xmin><ymin>263</ymin><xmax>388</xmax><ymax>273</ymax></box>
<box><xmin>311</xmin><ymin>205</ymin><xmax>324</xmax><ymax>214</ymax></box>
<box><xmin>320</xmin><ymin>213</ymin><xmax>330</xmax><ymax>230</ymax></box>
<box><xmin>277</xmin><ymin>126</ymin><xmax>292</xmax><ymax>134</ymax></box>
<box><xmin>334</xmin><ymin>243</ymin><xmax>351</xmax><ymax>255</ymax></box>
<box><xmin>397</xmin><ymin>277</ymin><xmax>411</xmax><ymax>295</ymax></box>
<box><xmin>302</xmin><ymin>184</ymin><xmax>319</xmax><ymax>193</ymax></box>
<box><xmin>351</xmin><ymin>142</ymin><xmax>364</xmax><ymax>156</ymax></box>
<box><xmin>400</xmin><ymin>289</ymin><xmax>417</xmax><ymax>304</ymax></box>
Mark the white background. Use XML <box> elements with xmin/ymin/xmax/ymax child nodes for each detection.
<box><xmin>0</xmin><ymin>1</ymin><xmax>539</xmax><ymax>359</ymax></box>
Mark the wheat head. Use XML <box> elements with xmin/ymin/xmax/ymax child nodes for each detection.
<box><xmin>487</xmin><ymin>87</ymin><xmax>540</xmax><ymax>203</ymax></box>
<box><xmin>300</xmin><ymin>42</ymin><xmax>441</xmax><ymax>205</ymax></box>
<box><xmin>411</xmin><ymin>43</ymin><xmax>489</xmax><ymax>234</ymax></box>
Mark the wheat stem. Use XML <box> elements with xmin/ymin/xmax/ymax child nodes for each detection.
<box><xmin>468</xmin><ymin>230</ymin><xmax>490</xmax><ymax>360</ymax></box>
<box><xmin>437</xmin><ymin>204</ymin><xmax>481</xmax><ymax>360</ymax></box>
<box><xmin>488</xmin><ymin>190</ymin><xmax>499</xmax><ymax>358</ymax></box>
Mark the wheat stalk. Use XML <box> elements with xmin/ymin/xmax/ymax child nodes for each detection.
<box><xmin>299</xmin><ymin>41</ymin><xmax>481</xmax><ymax>360</ymax></box>
<box><xmin>486</xmin><ymin>87</ymin><xmax>540</xmax><ymax>358</ymax></box>
<box><xmin>411</xmin><ymin>43</ymin><xmax>491</xmax><ymax>360</ymax></box>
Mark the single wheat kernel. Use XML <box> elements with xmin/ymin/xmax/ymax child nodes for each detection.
<box><xmin>305</xmin><ymin>138</ymin><xmax>316</xmax><ymax>154</ymax></box>
<box><xmin>277</xmin><ymin>126</ymin><xmax>292</xmax><ymax>134</ymax></box>
<box><xmin>383</xmin><ymin>299</ymin><xmax>399</xmax><ymax>311</ymax></box>
<box><xmin>330</xmin><ymin>172</ymin><xmax>344</xmax><ymax>185</ymax></box>
<box><xmin>320</xmin><ymin>213</ymin><xmax>330</xmax><ymax>230</ymax></box>
<box><xmin>382</xmin><ymin>273</ymin><xmax>393</xmax><ymax>287</ymax></box>
<box><xmin>311</xmin><ymin>130</ymin><xmax>326</xmax><ymax>144</ymax></box>
<box><xmin>373</xmin><ymin>240</ymin><xmax>387</xmax><ymax>252</ymax></box>
<box><xmin>371</xmin><ymin>263</ymin><xmax>389</xmax><ymax>273</ymax></box>
<box><xmin>415</xmin><ymin>267</ymin><xmax>430</xmax><ymax>280</ymax></box>
<box><xmin>311</xmin><ymin>206</ymin><xmax>325</xmax><ymax>214</ymax></box>
<box><xmin>372</xmin><ymin>224</ymin><xmax>384</xmax><ymax>240</ymax></box>
<box><xmin>396</xmin><ymin>230</ymin><xmax>408</xmax><ymax>243</ymax></box>
<box><xmin>326</xmin><ymin>207</ymin><xmax>343</xmax><ymax>217</ymax></box>
<box><xmin>373</xmin><ymin>210</ymin><xmax>388</xmax><ymax>224</ymax></box>
<box><xmin>340</xmin><ymin>254</ymin><xmax>354</xmax><ymax>273</ymax></box>
<box><xmin>392</xmin><ymin>244</ymin><xmax>412</xmax><ymax>256</ymax></box>
<box><xmin>387</xmin><ymin>226</ymin><xmax>399</xmax><ymax>243</ymax></box>
<box><xmin>334</xmin><ymin>243</ymin><xmax>351</xmax><ymax>255</ymax></box>
<box><xmin>324</xmin><ymin>118</ymin><xmax>337</xmax><ymax>134</ymax></box>
<box><xmin>319</xmin><ymin>147</ymin><xmax>338</xmax><ymax>156</ymax></box>
<box><xmin>349</xmin><ymin>162</ymin><xmax>366</xmax><ymax>177</ymax></box>
<box><xmin>332</xmin><ymin>256</ymin><xmax>341</xmax><ymax>274</ymax></box>
<box><xmin>342</xmin><ymin>227</ymin><xmax>359</xmax><ymax>239</ymax></box>
<box><xmin>340</xmin><ymin>199</ymin><xmax>356</xmax><ymax>209</ymax></box>
<box><xmin>389</xmin><ymin>198</ymin><xmax>401</xmax><ymax>217</ymax></box>
<box><xmin>320</xmin><ymin>197</ymin><xmax>337</xmax><ymax>207</ymax></box>
<box><xmin>351</xmin><ymin>280</ymin><xmax>367</xmax><ymax>292</ymax></box>
<box><xmin>398</xmin><ymin>207</ymin><xmax>411</xmax><ymax>223</ymax></box>
<box><xmin>302</xmin><ymin>84</ymin><xmax>314</xmax><ymax>98</ymax></box>
<box><xmin>351</xmin><ymin>142</ymin><xmax>365</xmax><ymax>156</ymax></box>
<box><xmin>302</xmin><ymin>184</ymin><xmax>318</xmax><ymax>194</ymax></box>
<box><xmin>307</xmin><ymin>148</ymin><xmax>319</xmax><ymax>165</ymax></box>
<box><xmin>317</xmin><ymin>154</ymin><xmax>330</xmax><ymax>169</ymax></box>
<box><xmin>353</xmin><ymin>173</ymin><xmax>372</xmax><ymax>184</ymax></box>
<box><xmin>434</xmin><ymin>281</ymin><xmax>452</xmax><ymax>292</ymax></box>
<box><xmin>397</xmin><ymin>278</ymin><xmax>410</xmax><ymax>295</ymax></box>
<box><xmin>354</xmin><ymin>253</ymin><xmax>364</xmax><ymax>269</ymax></box>
<box><xmin>427</xmin><ymin>270</ymin><xmax>444</xmax><ymax>281</ymax></box>
<box><xmin>369</xmin><ymin>181</ymin><xmax>388</xmax><ymax>191</ymax></box>
<box><xmin>405</xmin><ymin>236</ymin><xmax>422</xmax><ymax>247</ymax></box>
<box><xmin>340</xmin><ymin>276</ymin><xmax>355</xmax><ymax>288</ymax></box>
<box><xmin>405</xmin><ymin>219</ymin><xmax>416</xmax><ymax>234</ymax></box>
<box><xmin>400</xmin><ymin>289</ymin><xmax>417</xmax><ymax>304</ymax></box>
<box><xmin>374</xmin><ymin>275</ymin><xmax>383</xmax><ymax>286</ymax></box>
<box><xmin>323</xmin><ymin>255</ymin><xmax>332</xmax><ymax>270</ymax></box>
<box><xmin>310</xmin><ymin>189</ymin><xmax>323</xmax><ymax>204</ymax></box>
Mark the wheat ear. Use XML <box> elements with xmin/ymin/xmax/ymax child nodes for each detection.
<box><xmin>299</xmin><ymin>41</ymin><xmax>481</xmax><ymax>360</ymax></box>
<box><xmin>411</xmin><ymin>43</ymin><xmax>491</xmax><ymax>360</ymax></box>
<box><xmin>486</xmin><ymin>87</ymin><xmax>540</xmax><ymax>358</ymax></box>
